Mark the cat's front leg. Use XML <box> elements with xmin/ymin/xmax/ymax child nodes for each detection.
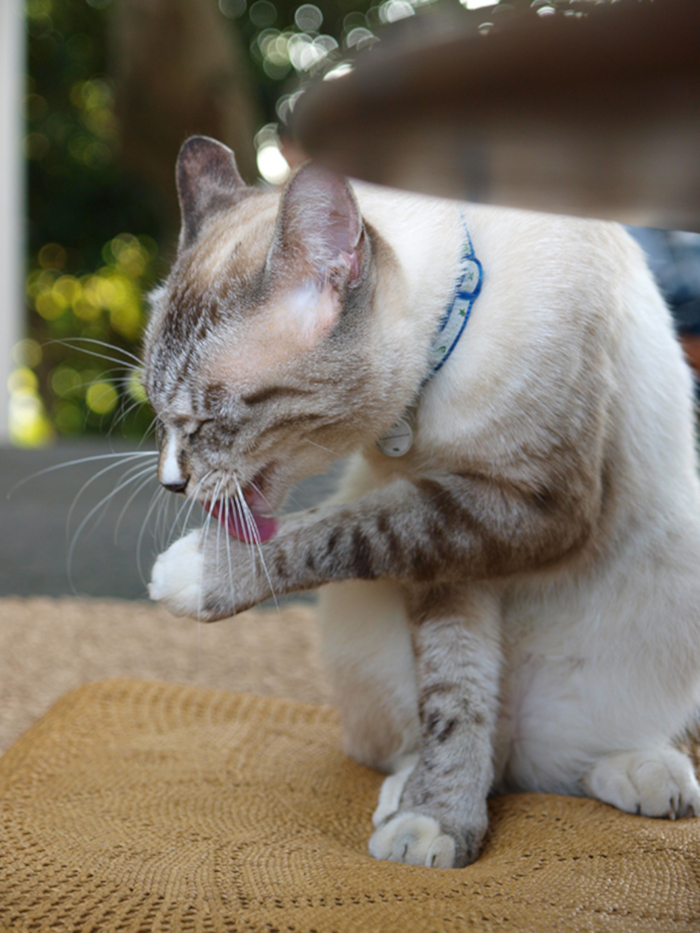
<box><xmin>151</xmin><ymin>465</ymin><xmax>590</xmax><ymax>621</ymax></box>
<box><xmin>370</xmin><ymin>585</ymin><xmax>501</xmax><ymax>868</ymax></box>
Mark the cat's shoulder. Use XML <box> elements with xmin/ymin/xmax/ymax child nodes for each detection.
<box><xmin>351</xmin><ymin>180</ymin><xmax>642</xmax><ymax>278</ymax></box>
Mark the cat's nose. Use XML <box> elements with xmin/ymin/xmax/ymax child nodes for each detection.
<box><xmin>158</xmin><ymin>432</ymin><xmax>189</xmax><ymax>492</ymax></box>
<box><xmin>162</xmin><ymin>479</ymin><xmax>189</xmax><ymax>494</ymax></box>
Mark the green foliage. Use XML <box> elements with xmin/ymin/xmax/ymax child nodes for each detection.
<box><xmin>22</xmin><ymin>0</ymin><xmax>166</xmax><ymax>443</ymax></box>
<box><xmin>20</xmin><ymin>233</ymin><xmax>157</xmax><ymax>445</ymax></box>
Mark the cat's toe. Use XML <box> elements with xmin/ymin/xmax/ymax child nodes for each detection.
<box><xmin>369</xmin><ymin>813</ymin><xmax>457</xmax><ymax>868</ymax></box>
<box><xmin>584</xmin><ymin>748</ymin><xmax>700</xmax><ymax>819</ymax></box>
<box><xmin>149</xmin><ymin>530</ymin><xmax>205</xmax><ymax>618</ymax></box>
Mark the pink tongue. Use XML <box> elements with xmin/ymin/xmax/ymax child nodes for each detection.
<box><xmin>205</xmin><ymin>499</ymin><xmax>278</xmax><ymax>543</ymax></box>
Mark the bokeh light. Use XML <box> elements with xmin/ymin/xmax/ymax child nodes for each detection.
<box><xmin>7</xmin><ymin>366</ymin><xmax>55</xmax><ymax>448</ymax></box>
<box><xmin>19</xmin><ymin>229</ymin><xmax>158</xmax><ymax>445</ymax></box>
<box><xmin>255</xmin><ymin>124</ymin><xmax>291</xmax><ymax>185</ymax></box>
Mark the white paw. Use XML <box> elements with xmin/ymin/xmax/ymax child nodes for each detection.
<box><xmin>584</xmin><ymin>748</ymin><xmax>700</xmax><ymax>819</ymax></box>
<box><xmin>369</xmin><ymin>812</ymin><xmax>457</xmax><ymax>868</ymax></box>
<box><xmin>148</xmin><ymin>530</ymin><xmax>205</xmax><ymax>618</ymax></box>
<box><xmin>372</xmin><ymin>754</ymin><xmax>418</xmax><ymax>827</ymax></box>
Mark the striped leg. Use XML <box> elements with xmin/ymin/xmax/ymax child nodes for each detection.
<box><xmin>370</xmin><ymin>585</ymin><xmax>501</xmax><ymax>868</ymax></box>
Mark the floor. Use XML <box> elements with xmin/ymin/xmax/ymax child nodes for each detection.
<box><xmin>0</xmin><ymin>440</ymin><xmax>343</xmax><ymax>601</ymax></box>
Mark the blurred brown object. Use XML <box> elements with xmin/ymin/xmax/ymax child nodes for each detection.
<box><xmin>680</xmin><ymin>335</ymin><xmax>700</xmax><ymax>380</ymax></box>
<box><xmin>110</xmin><ymin>0</ymin><xmax>259</xmax><ymax>238</ymax></box>
<box><xmin>295</xmin><ymin>0</ymin><xmax>700</xmax><ymax>231</ymax></box>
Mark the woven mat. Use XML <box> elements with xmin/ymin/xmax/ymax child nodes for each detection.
<box><xmin>2</xmin><ymin>680</ymin><xmax>700</xmax><ymax>932</ymax></box>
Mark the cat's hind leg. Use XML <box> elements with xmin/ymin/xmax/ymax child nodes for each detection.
<box><xmin>318</xmin><ymin>578</ymin><xmax>420</xmax><ymax>772</ymax></box>
<box><xmin>584</xmin><ymin>747</ymin><xmax>700</xmax><ymax>818</ymax></box>
<box><xmin>369</xmin><ymin>584</ymin><xmax>502</xmax><ymax>868</ymax></box>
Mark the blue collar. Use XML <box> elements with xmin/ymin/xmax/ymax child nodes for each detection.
<box><xmin>376</xmin><ymin>220</ymin><xmax>483</xmax><ymax>457</ymax></box>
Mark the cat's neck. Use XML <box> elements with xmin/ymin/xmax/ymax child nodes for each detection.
<box><xmin>354</xmin><ymin>183</ymin><xmax>474</xmax><ymax>422</ymax></box>
<box><xmin>356</xmin><ymin>183</ymin><xmax>465</xmax><ymax>326</ymax></box>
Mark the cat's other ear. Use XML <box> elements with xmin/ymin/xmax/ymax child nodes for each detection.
<box><xmin>271</xmin><ymin>162</ymin><xmax>364</xmax><ymax>290</ymax></box>
<box><xmin>176</xmin><ymin>136</ymin><xmax>247</xmax><ymax>250</ymax></box>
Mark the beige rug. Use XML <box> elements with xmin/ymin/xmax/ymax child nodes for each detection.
<box><xmin>3</xmin><ymin>598</ymin><xmax>700</xmax><ymax>931</ymax></box>
<box><xmin>0</xmin><ymin>596</ymin><xmax>331</xmax><ymax>755</ymax></box>
<box><xmin>2</xmin><ymin>678</ymin><xmax>700</xmax><ymax>932</ymax></box>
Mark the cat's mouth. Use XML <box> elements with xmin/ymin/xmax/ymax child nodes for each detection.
<box><xmin>203</xmin><ymin>477</ymin><xmax>278</xmax><ymax>544</ymax></box>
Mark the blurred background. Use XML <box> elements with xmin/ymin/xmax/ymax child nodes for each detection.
<box><xmin>1</xmin><ymin>0</ymin><xmax>699</xmax><ymax>599</ymax></box>
<box><xmin>2</xmin><ymin>0</ymin><xmax>441</xmax><ymax>597</ymax></box>
<box><xmin>8</xmin><ymin>0</ymin><xmax>393</xmax><ymax>449</ymax></box>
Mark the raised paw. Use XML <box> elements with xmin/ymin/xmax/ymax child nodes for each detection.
<box><xmin>369</xmin><ymin>812</ymin><xmax>458</xmax><ymax>868</ymax></box>
<box><xmin>148</xmin><ymin>529</ymin><xmax>206</xmax><ymax>618</ymax></box>
<box><xmin>584</xmin><ymin>747</ymin><xmax>700</xmax><ymax>819</ymax></box>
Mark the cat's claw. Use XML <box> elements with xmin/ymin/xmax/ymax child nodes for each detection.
<box><xmin>369</xmin><ymin>812</ymin><xmax>457</xmax><ymax>868</ymax></box>
<box><xmin>148</xmin><ymin>529</ymin><xmax>206</xmax><ymax>618</ymax></box>
<box><xmin>584</xmin><ymin>748</ymin><xmax>700</xmax><ymax>819</ymax></box>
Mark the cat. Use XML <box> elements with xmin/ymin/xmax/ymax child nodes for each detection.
<box><xmin>146</xmin><ymin>134</ymin><xmax>700</xmax><ymax>868</ymax></box>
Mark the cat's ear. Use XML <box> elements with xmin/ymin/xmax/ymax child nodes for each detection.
<box><xmin>176</xmin><ymin>136</ymin><xmax>247</xmax><ymax>250</ymax></box>
<box><xmin>271</xmin><ymin>163</ymin><xmax>364</xmax><ymax>289</ymax></box>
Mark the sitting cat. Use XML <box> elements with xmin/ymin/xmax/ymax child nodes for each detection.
<box><xmin>147</xmin><ymin>135</ymin><xmax>700</xmax><ymax>868</ymax></box>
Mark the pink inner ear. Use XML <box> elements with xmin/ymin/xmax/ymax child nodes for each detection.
<box><xmin>342</xmin><ymin>249</ymin><xmax>361</xmax><ymax>283</ymax></box>
<box><xmin>280</xmin><ymin>164</ymin><xmax>363</xmax><ymax>280</ymax></box>
<box><xmin>324</xmin><ymin>204</ymin><xmax>358</xmax><ymax>256</ymax></box>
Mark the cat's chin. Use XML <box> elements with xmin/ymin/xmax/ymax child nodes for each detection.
<box><xmin>203</xmin><ymin>497</ymin><xmax>278</xmax><ymax>543</ymax></box>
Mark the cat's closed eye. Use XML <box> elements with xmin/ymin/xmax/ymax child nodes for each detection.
<box><xmin>187</xmin><ymin>420</ymin><xmax>214</xmax><ymax>441</ymax></box>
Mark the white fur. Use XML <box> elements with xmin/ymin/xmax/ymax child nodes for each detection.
<box><xmin>159</xmin><ymin>429</ymin><xmax>187</xmax><ymax>488</ymax></box>
<box><xmin>148</xmin><ymin>529</ymin><xmax>204</xmax><ymax>617</ymax></box>
<box><xmin>318</xmin><ymin>190</ymin><xmax>700</xmax><ymax>844</ymax></box>
<box><xmin>369</xmin><ymin>812</ymin><xmax>457</xmax><ymax>869</ymax></box>
<box><xmin>584</xmin><ymin>749</ymin><xmax>700</xmax><ymax>818</ymax></box>
<box><xmin>372</xmin><ymin>755</ymin><xmax>418</xmax><ymax>826</ymax></box>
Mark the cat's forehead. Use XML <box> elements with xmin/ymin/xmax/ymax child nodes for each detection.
<box><xmin>207</xmin><ymin>280</ymin><xmax>337</xmax><ymax>386</ymax></box>
<box><xmin>147</xmin><ymin>195</ymin><xmax>278</xmax><ymax>364</ymax></box>
<box><xmin>147</xmin><ymin>276</ymin><xmax>336</xmax><ymax>418</ymax></box>
<box><xmin>177</xmin><ymin>193</ymin><xmax>277</xmax><ymax>287</ymax></box>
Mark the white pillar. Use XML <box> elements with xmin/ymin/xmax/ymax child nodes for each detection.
<box><xmin>0</xmin><ymin>0</ymin><xmax>25</xmax><ymax>442</ymax></box>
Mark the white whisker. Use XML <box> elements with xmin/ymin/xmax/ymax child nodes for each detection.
<box><xmin>180</xmin><ymin>473</ymin><xmax>211</xmax><ymax>538</ymax></box>
<box><xmin>67</xmin><ymin>462</ymin><xmax>160</xmax><ymax>591</ymax></box>
<box><xmin>152</xmin><ymin>483</ymin><xmax>170</xmax><ymax>556</ymax></box>
<box><xmin>303</xmin><ymin>437</ymin><xmax>340</xmax><ymax>457</ymax></box>
<box><xmin>247</xmin><ymin>478</ymin><xmax>275</xmax><ymax>513</ymax></box>
<box><xmin>197</xmin><ymin>479</ymin><xmax>221</xmax><ymax>622</ymax></box>
<box><xmin>66</xmin><ymin>454</ymin><xmax>157</xmax><ymax>541</ymax></box>
<box><xmin>137</xmin><ymin>485</ymin><xmax>169</xmax><ymax>586</ymax></box>
<box><xmin>8</xmin><ymin>449</ymin><xmax>157</xmax><ymax>498</ymax></box>
<box><xmin>114</xmin><ymin>469</ymin><xmax>160</xmax><ymax>542</ymax></box>
<box><xmin>47</xmin><ymin>336</ymin><xmax>143</xmax><ymax>368</ymax></box>
<box><xmin>109</xmin><ymin>395</ymin><xmax>150</xmax><ymax>433</ymax></box>
<box><xmin>166</xmin><ymin>479</ymin><xmax>204</xmax><ymax>548</ymax></box>
<box><xmin>223</xmin><ymin>496</ymin><xmax>236</xmax><ymax>614</ymax></box>
<box><xmin>234</xmin><ymin>477</ymin><xmax>278</xmax><ymax>609</ymax></box>
<box><xmin>214</xmin><ymin>483</ymin><xmax>224</xmax><ymax>574</ymax></box>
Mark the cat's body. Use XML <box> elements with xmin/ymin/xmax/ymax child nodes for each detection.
<box><xmin>146</xmin><ymin>136</ymin><xmax>700</xmax><ymax>868</ymax></box>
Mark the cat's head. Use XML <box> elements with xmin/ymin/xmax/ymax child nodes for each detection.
<box><xmin>143</xmin><ymin>136</ymin><xmax>401</xmax><ymax>540</ymax></box>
